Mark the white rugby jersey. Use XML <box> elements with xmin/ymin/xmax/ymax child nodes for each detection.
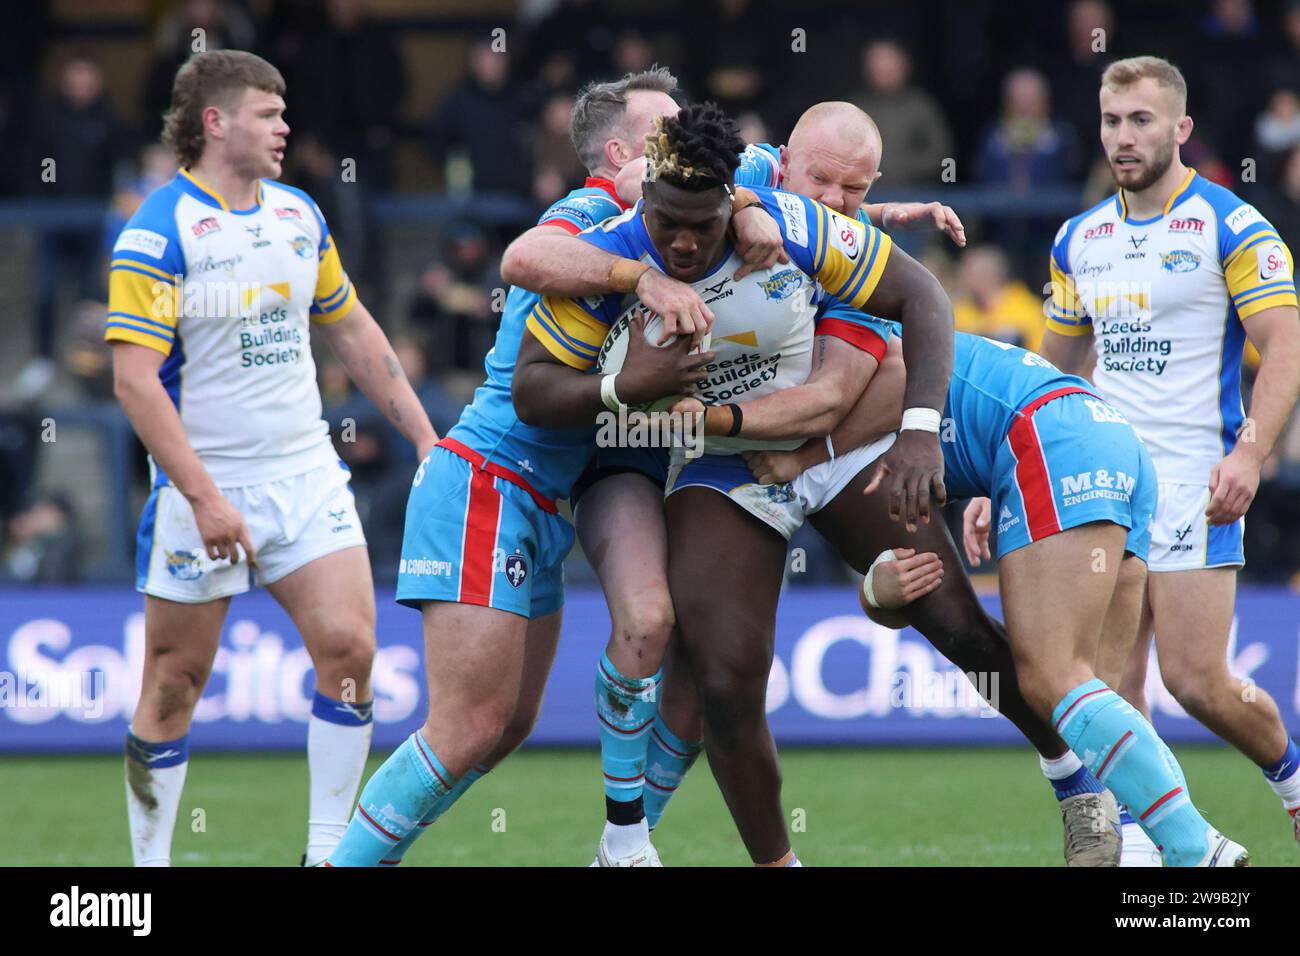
<box><xmin>1048</xmin><ymin>170</ymin><xmax>1297</xmax><ymax>483</ymax></box>
<box><xmin>527</xmin><ymin>186</ymin><xmax>894</xmax><ymax>456</ymax></box>
<box><xmin>106</xmin><ymin>169</ymin><xmax>358</xmax><ymax>486</ymax></box>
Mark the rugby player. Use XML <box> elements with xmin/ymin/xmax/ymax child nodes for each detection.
<box><xmin>700</xmin><ymin>325</ymin><xmax>1251</xmax><ymax>865</ymax></box>
<box><xmin>503</xmin><ymin>101</ymin><xmax>967</xmax><ymax>865</ymax></box>
<box><xmin>511</xmin><ymin>103</ymin><xmax>954</xmax><ymax>866</ymax></box>
<box><xmin>324</xmin><ymin>70</ymin><xmax>780</xmax><ymax>867</ymax></box>
<box><xmin>1038</xmin><ymin>56</ymin><xmax>1300</xmax><ymax>859</ymax></box>
<box><xmin>108</xmin><ymin>51</ymin><xmax>439</xmax><ymax>866</ymax></box>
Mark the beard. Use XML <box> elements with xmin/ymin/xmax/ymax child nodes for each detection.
<box><xmin>1110</xmin><ymin>134</ymin><xmax>1176</xmax><ymax>192</ymax></box>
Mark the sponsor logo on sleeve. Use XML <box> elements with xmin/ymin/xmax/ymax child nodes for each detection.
<box><xmin>828</xmin><ymin>214</ymin><xmax>863</xmax><ymax>261</ymax></box>
<box><xmin>1257</xmin><ymin>241</ymin><xmax>1291</xmax><ymax>281</ymax></box>
<box><xmin>115</xmin><ymin>228</ymin><xmax>168</xmax><ymax>259</ymax></box>
<box><xmin>1053</xmin><ymin>220</ymin><xmax>1070</xmax><ymax>246</ymax></box>
<box><xmin>1225</xmin><ymin>204</ymin><xmax>1265</xmax><ymax>235</ymax></box>
<box><xmin>776</xmin><ymin>192</ymin><xmax>808</xmax><ymax>247</ymax></box>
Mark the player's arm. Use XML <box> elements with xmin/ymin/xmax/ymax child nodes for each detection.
<box><xmin>316</xmin><ymin>299</ymin><xmax>438</xmax><ymax>459</ymax></box>
<box><xmin>769</xmin><ymin>190</ymin><xmax>952</xmax><ymax>527</ymax></box>
<box><xmin>1039</xmin><ymin>326</ymin><xmax>1097</xmax><ymax>378</ymax></box>
<box><xmin>110</xmin><ymin>342</ymin><xmax>255</xmax><ymax>565</ymax></box>
<box><xmin>694</xmin><ymin>334</ymin><xmax>876</xmax><ymax>440</ymax></box>
<box><xmin>513</xmin><ymin>302</ymin><xmax>714</xmax><ymax>427</ymax></box>
<box><xmin>1038</xmin><ymin>232</ymin><xmax>1096</xmax><ymax>376</ymax></box>
<box><xmin>864</xmin><ymin>202</ymin><xmax>967</xmax><ymax>247</ymax></box>
<box><xmin>1207</xmin><ymin>303</ymin><xmax>1300</xmax><ymax>524</ymax></box>
<box><xmin>1206</xmin><ymin>221</ymin><xmax>1299</xmax><ymax>523</ymax></box>
<box><xmin>744</xmin><ymin>335</ymin><xmax>906</xmax><ymax>485</ymax></box>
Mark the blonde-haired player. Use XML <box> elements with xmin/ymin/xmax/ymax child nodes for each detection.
<box><xmin>108</xmin><ymin>51</ymin><xmax>438</xmax><ymax>866</ymax></box>
<box><xmin>1037</xmin><ymin>55</ymin><xmax>1300</xmax><ymax>862</ymax></box>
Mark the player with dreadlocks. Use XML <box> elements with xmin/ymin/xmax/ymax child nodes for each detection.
<box><xmin>512</xmin><ymin>102</ymin><xmax>955</xmax><ymax>865</ymax></box>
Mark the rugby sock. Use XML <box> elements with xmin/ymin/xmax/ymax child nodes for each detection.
<box><xmin>1054</xmin><ymin>679</ymin><xmax>1212</xmax><ymax>867</ymax></box>
<box><xmin>644</xmin><ymin>713</ymin><xmax>703</xmax><ymax>829</ymax></box>
<box><xmin>125</xmin><ymin>730</ymin><xmax>190</xmax><ymax>867</ymax></box>
<box><xmin>1261</xmin><ymin>738</ymin><xmax>1300</xmax><ymax>812</ymax></box>
<box><xmin>1117</xmin><ymin>804</ymin><xmax>1163</xmax><ymax>867</ymax></box>
<box><xmin>596</xmin><ymin>654</ymin><xmax>659</xmax><ymax>858</ymax></box>
<box><xmin>1038</xmin><ymin>750</ymin><xmax>1105</xmax><ymax>800</ymax></box>
<box><xmin>304</xmin><ymin>692</ymin><xmax>374</xmax><ymax>866</ymax></box>
<box><xmin>380</xmin><ymin>764</ymin><xmax>490</xmax><ymax>865</ymax></box>
<box><xmin>327</xmin><ymin>731</ymin><xmax>456</xmax><ymax>867</ymax></box>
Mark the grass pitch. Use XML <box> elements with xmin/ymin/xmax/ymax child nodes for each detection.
<box><xmin>3</xmin><ymin>746</ymin><xmax>1292</xmax><ymax>866</ymax></box>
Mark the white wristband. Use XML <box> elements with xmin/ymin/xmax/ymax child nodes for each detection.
<box><xmin>600</xmin><ymin>374</ymin><xmax>623</xmax><ymax>412</ymax></box>
<box><xmin>824</xmin><ymin>434</ymin><xmax>836</xmax><ymax>463</ymax></box>
<box><xmin>900</xmin><ymin>407</ymin><xmax>942</xmax><ymax>433</ymax></box>
<box><xmin>861</xmin><ymin>549</ymin><xmax>898</xmax><ymax>609</ymax></box>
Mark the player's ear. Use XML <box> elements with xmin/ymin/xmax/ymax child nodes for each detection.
<box><xmin>1175</xmin><ymin>114</ymin><xmax>1193</xmax><ymax>146</ymax></box>
<box><xmin>779</xmin><ymin>144</ymin><xmax>790</xmax><ymax>176</ymax></box>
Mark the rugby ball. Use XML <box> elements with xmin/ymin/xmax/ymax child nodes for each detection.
<box><xmin>594</xmin><ymin>302</ymin><xmax>711</xmax><ymax>412</ymax></box>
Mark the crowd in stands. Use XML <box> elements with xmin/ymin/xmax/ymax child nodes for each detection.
<box><xmin>3</xmin><ymin>0</ymin><xmax>1299</xmax><ymax>584</ymax></box>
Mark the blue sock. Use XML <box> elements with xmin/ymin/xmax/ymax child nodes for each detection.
<box><xmin>595</xmin><ymin>653</ymin><xmax>659</xmax><ymax>811</ymax></box>
<box><xmin>1261</xmin><ymin>738</ymin><xmax>1300</xmax><ymax>782</ymax></box>
<box><xmin>1040</xmin><ymin>752</ymin><xmax>1105</xmax><ymax>801</ymax></box>
<box><xmin>327</xmin><ymin>732</ymin><xmax>456</xmax><ymax>867</ymax></box>
<box><xmin>644</xmin><ymin>713</ymin><xmax>702</xmax><ymax>830</ymax></box>
<box><xmin>1054</xmin><ymin>679</ymin><xmax>1212</xmax><ymax>867</ymax></box>
<box><xmin>1118</xmin><ymin>804</ymin><xmax>1137</xmax><ymax>827</ymax></box>
<box><xmin>380</xmin><ymin>763</ymin><xmax>490</xmax><ymax>865</ymax></box>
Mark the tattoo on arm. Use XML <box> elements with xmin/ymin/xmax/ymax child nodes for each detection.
<box><xmin>384</xmin><ymin>354</ymin><xmax>404</xmax><ymax>379</ymax></box>
<box><xmin>388</xmin><ymin>397</ymin><xmax>403</xmax><ymax>424</ymax></box>
<box><xmin>814</xmin><ymin>336</ymin><xmax>827</xmax><ymax>371</ymax></box>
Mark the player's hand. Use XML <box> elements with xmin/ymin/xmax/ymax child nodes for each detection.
<box><xmin>962</xmin><ymin>497</ymin><xmax>993</xmax><ymax>566</ymax></box>
<box><xmin>192</xmin><ymin>489</ymin><xmax>257</xmax><ymax>567</ymax></box>
<box><xmin>862</xmin><ymin>429</ymin><xmax>947</xmax><ymax>532</ymax></box>
<box><xmin>619</xmin><ymin>313</ymin><xmax>715</xmax><ymax>405</ymax></box>
<box><xmin>731</xmin><ymin>206</ymin><xmax>789</xmax><ymax>280</ymax></box>
<box><xmin>881</xmin><ymin>202</ymin><xmax>967</xmax><ymax>247</ymax></box>
<box><xmin>866</xmin><ymin>547</ymin><xmax>946</xmax><ymax>609</ymax></box>
<box><xmin>1206</xmin><ymin>449</ymin><xmax>1261</xmax><ymax>525</ymax></box>
<box><xmin>635</xmin><ymin>270</ymin><xmax>713</xmax><ymax>344</ymax></box>
<box><xmin>742</xmin><ymin>442</ymin><xmax>821</xmax><ymax>484</ymax></box>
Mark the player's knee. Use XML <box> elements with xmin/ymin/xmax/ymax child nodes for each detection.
<box><xmin>1159</xmin><ymin>665</ymin><xmax>1223</xmax><ymax>716</ymax></box>
<box><xmin>142</xmin><ymin>660</ymin><xmax>209</xmax><ymax>723</ymax></box>
<box><xmin>493</xmin><ymin>703</ymin><xmax>541</xmax><ymax>759</ymax></box>
<box><xmin>696</xmin><ymin>661</ymin><xmax>768</xmax><ymax>748</ymax></box>
<box><xmin>309</xmin><ymin>618</ymin><xmax>376</xmax><ymax>691</ymax></box>
<box><xmin>609</xmin><ymin>598</ymin><xmax>676</xmax><ymax>652</ymax></box>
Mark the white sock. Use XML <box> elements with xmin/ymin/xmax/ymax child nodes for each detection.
<box><xmin>1265</xmin><ymin>770</ymin><xmax>1300</xmax><ymax>812</ymax></box>
<box><xmin>1039</xmin><ymin>751</ymin><xmax>1083</xmax><ymax>780</ymax></box>
<box><xmin>304</xmin><ymin>702</ymin><xmax>375</xmax><ymax>866</ymax></box>
<box><xmin>602</xmin><ymin>819</ymin><xmax>650</xmax><ymax>859</ymax></box>
<box><xmin>125</xmin><ymin>731</ymin><xmax>189</xmax><ymax>867</ymax></box>
<box><xmin>1120</xmin><ymin>820</ymin><xmax>1163</xmax><ymax>867</ymax></box>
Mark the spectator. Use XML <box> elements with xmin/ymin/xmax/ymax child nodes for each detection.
<box><xmin>1</xmin><ymin>492</ymin><xmax>82</xmax><ymax>584</ymax></box>
<box><xmin>1048</xmin><ymin>0</ymin><xmax>1114</xmax><ymax>142</ymax></box>
<box><xmin>141</xmin><ymin>0</ymin><xmax>258</xmax><ymax>139</ymax></box>
<box><xmin>977</xmin><ymin>68</ymin><xmax>1080</xmax><ymax>190</ymax></box>
<box><xmin>611</xmin><ymin>29</ymin><xmax>656</xmax><ymax>77</ymax></box>
<box><xmin>1255</xmin><ymin>89</ymin><xmax>1300</xmax><ymax>184</ymax></box>
<box><xmin>532</xmin><ymin>92</ymin><xmax>587</xmax><ymax>205</ymax></box>
<box><xmin>1185</xmin><ymin>0</ymin><xmax>1265</xmax><ymax>166</ymax></box>
<box><xmin>429</xmin><ymin>40</ymin><xmax>531</xmax><ymax>196</ymax></box>
<box><xmin>952</xmin><ymin>246</ymin><xmax>1047</xmax><ymax>353</ymax></box>
<box><xmin>1266</xmin><ymin>1</ymin><xmax>1300</xmax><ymax>96</ymax></box>
<box><xmin>736</xmin><ymin>111</ymin><xmax>769</xmax><ymax>148</ymax></box>
<box><xmin>408</xmin><ymin>223</ymin><xmax>500</xmax><ymax>373</ymax></box>
<box><xmin>21</xmin><ymin>53</ymin><xmax>129</xmax><ymax>400</ymax></box>
<box><xmin>851</xmin><ymin>39</ymin><xmax>953</xmax><ymax>187</ymax></box>
<box><xmin>276</xmin><ymin>0</ymin><xmax>406</xmax><ymax>185</ymax></box>
<box><xmin>687</xmin><ymin>0</ymin><xmax>769</xmax><ymax>120</ymax></box>
<box><xmin>104</xmin><ymin>144</ymin><xmax>178</xmax><ymax>255</ymax></box>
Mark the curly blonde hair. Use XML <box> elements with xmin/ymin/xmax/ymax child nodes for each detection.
<box><xmin>162</xmin><ymin>51</ymin><xmax>285</xmax><ymax>168</ymax></box>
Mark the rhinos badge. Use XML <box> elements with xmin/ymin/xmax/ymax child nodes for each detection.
<box><xmin>165</xmin><ymin>549</ymin><xmax>204</xmax><ymax>581</ymax></box>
